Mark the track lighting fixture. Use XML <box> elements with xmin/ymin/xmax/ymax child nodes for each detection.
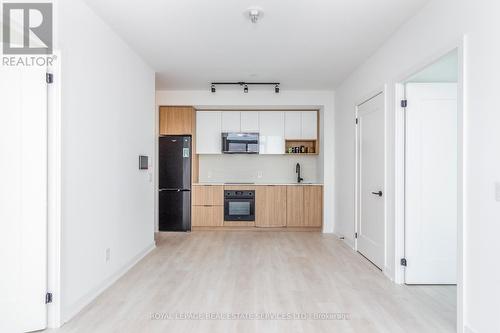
<box><xmin>210</xmin><ymin>82</ymin><xmax>280</xmax><ymax>94</ymax></box>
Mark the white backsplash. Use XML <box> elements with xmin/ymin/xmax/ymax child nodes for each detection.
<box><xmin>198</xmin><ymin>154</ymin><xmax>321</xmax><ymax>184</ymax></box>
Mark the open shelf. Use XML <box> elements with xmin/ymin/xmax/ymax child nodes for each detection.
<box><xmin>285</xmin><ymin>139</ymin><xmax>319</xmax><ymax>155</ymax></box>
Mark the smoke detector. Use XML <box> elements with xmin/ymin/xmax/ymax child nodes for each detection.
<box><xmin>247</xmin><ymin>7</ymin><xmax>263</xmax><ymax>23</ymax></box>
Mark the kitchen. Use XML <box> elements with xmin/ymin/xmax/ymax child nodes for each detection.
<box><xmin>158</xmin><ymin>106</ymin><xmax>324</xmax><ymax>231</ymax></box>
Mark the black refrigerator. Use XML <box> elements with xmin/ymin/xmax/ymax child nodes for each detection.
<box><xmin>159</xmin><ymin>135</ymin><xmax>191</xmax><ymax>231</ymax></box>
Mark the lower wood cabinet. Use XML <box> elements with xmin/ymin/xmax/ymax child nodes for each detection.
<box><xmin>192</xmin><ymin>185</ymin><xmax>223</xmax><ymax>206</ymax></box>
<box><xmin>303</xmin><ymin>186</ymin><xmax>323</xmax><ymax>227</ymax></box>
<box><xmin>192</xmin><ymin>184</ymin><xmax>322</xmax><ymax>228</ymax></box>
<box><xmin>192</xmin><ymin>185</ymin><xmax>223</xmax><ymax>227</ymax></box>
<box><xmin>192</xmin><ymin>205</ymin><xmax>223</xmax><ymax>227</ymax></box>
<box><xmin>255</xmin><ymin>186</ymin><xmax>287</xmax><ymax>227</ymax></box>
<box><xmin>286</xmin><ymin>186</ymin><xmax>304</xmax><ymax>227</ymax></box>
<box><xmin>286</xmin><ymin>185</ymin><xmax>322</xmax><ymax>227</ymax></box>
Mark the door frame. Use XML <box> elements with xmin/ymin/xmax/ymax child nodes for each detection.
<box><xmin>355</xmin><ymin>90</ymin><xmax>387</xmax><ymax>272</ymax></box>
<box><xmin>47</xmin><ymin>50</ymin><xmax>63</xmax><ymax>328</ymax></box>
<box><xmin>394</xmin><ymin>41</ymin><xmax>465</xmax><ymax>330</ymax></box>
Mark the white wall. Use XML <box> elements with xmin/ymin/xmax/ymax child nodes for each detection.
<box><xmin>156</xmin><ymin>90</ymin><xmax>334</xmax><ymax>232</ymax></box>
<box><xmin>334</xmin><ymin>0</ymin><xmax>500</xmax><ymax>331</ymax></box>
<box><xmin>199</xmin><ymin>154</ymin><xmax>320</xmax><ymax>184</ymax></box>
<box><xmin>56</xmin><ymin>0</ymin><xmax>155</xmax><ymax>323</ymax></box>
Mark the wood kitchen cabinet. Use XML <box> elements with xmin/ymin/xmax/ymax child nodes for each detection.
<box><xmin>255</xmin><ymin>186</ymin><xmax>287</xmax><ymax>227</ymax></box>
<box><xmin>159</xmin><ymin>106</ymin><xmax>194</xmax><ymax>135</ymax></box>
<box><xmin>303</xmin><ymin>185</ymin><xmax>323</xmax><ymax>227</ymax></box>
<box><xmin>159</xmin><ymin>105</ymin><xmax>198</xmax><ymax>182</ymax></box>
<box><xmin>192</xmin><ymin>185</ymin><xmax>223</xmax><ymax>227</ymax></box>
<box><xmin>286</xmin><ymin>186</ymin><xmax>304</xmax><ymax>227</ymax></box>
<box><xmin>192</xmin><ymin>205</ymin><xmax>223</xmax><ymax>227</ymax></box>
<box><xmin>286</xmin><ymin>185</ymin><xmax>322</xmax><ymax>227</ymax></box>
<box><xmin>192</xmin><ymin>185</ymin><xmax>223</xmax><ymax>206</ymax></box>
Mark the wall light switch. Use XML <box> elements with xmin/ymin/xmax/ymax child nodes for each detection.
<box><xmin>257</xmin><ymin>171</ymin><xmax>263</xmax><ymax>178</ymax></box>
<box><xmin>495</xmin><ymin>182</ymin><xmax>500</xmax><ymax>202</ymax></box>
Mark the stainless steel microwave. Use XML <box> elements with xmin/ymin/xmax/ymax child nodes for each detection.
<box><xmin>221</xmin><ymin>132</ymin><xmax>259</xmax><ymax>154</ymax></box>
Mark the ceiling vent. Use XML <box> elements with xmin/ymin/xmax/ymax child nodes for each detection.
<box><xmin>247</xmin><ymin>8</ymin><xmax>263</xmax><ymax>24</ymax></box>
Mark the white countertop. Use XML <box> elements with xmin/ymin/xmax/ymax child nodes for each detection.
<box><xmin>193</xmin><ymin>182</ymin><xmax>323</xmax><ymax>186</ymax></box>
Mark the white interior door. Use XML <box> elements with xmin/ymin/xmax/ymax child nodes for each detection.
<box><xmin>356</xmin><ymin>93</ymin><xmax>385</xmax><ymax>269</ymax></box>
<box><xmin>405</xmin><ymin>83</ymin><xmax>457</xmax><ymax>284</ymax></box>
<box><xmin>0</xmin><ymin>66</ymin><xmax>48</xmax><ymax>332</ymax></box>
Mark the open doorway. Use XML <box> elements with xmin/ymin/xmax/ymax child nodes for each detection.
<box><xmin>403</xmin><ymin>50</ymin><xmax>458</xmax><ymax>284</ymax></box>
<box><xmin>398</xmin><ymin>49</ymin><xmax>460</xmax><ymax>327</ymax></box>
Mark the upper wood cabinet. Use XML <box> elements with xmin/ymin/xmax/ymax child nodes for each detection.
<box><xmin>258</xmin><ymin>111</ymin><xmax>285</xmax><ymax>154</ymax></box>
<box><xmin>196</xmin><ymin>111</ymin><xmax>222</xmax><ymax>154</ymax></box>
<box><xmin>240</xmin><ymin>112</ymin><xmax>259</xmax><ymax>132</ymax></box>
<box><xmin>255</xmin><ymin>186</ymin><xmax>287</xmax><ymax>227</ymax></box>
<box><xmin>159</xmin><ymin>106</ymin><xmax>194</xmax><ymax>135</ymax></box>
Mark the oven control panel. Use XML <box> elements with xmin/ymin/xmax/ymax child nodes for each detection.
<box><xmin>224</xmin><ymin>190</ymin><xmax>255</xmax><ymax>198</ymax></box>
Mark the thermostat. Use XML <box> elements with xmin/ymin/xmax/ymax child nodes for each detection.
<box><xmin>139</xmin><ymin>155</ymin><xmax>148</xmax><ymax>170</ymax></box>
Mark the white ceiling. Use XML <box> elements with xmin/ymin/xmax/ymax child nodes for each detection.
<box><xmin>83</xmin><ymin>0</ymin><xmax>430</xmax><ymax>91</ymax></box>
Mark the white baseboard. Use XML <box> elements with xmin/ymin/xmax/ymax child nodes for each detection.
<box><xmin>383</xmin><ymin>266</ymin><xmax>394</xmax><ymax>282</ymax></box>
<box><xmin>335</xmin><ymin>233</ymin><xmax>355</xmax><ymax>250</ymax></box>
<box><xmin>60</xmin><ymin>242</ymin><xmax>156</xmax><ymax>325</ymax></box>
<box><xmin>463</xmin><ymin>325</ymin><xmax>477</xmax><ymax>333</ymax></box>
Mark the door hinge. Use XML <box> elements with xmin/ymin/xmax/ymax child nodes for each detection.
<box><xmin>355</xmin><ymin>118</ymin><xmax>358</xmax><ymax>125</ymax></box>
<box><xmin>400</xmin><ymin>100</ymin><xmax>407</xmax><ymax>108</ymax></box>
<box><xmin>46</xmin><ymin>73</ymin><xmax>54</xmax><ymax>84</ymax></box>
<box><xmin>45</xmin><ymin>292</ymin><xmax>53</xmax><ymax>304</ymax></box>
<box><xmin>355</xmin><ymin>232</ymin><xmax>358</xmax><ymax>239</ymax></box>
<box><xmin>400</xmin><ymin>258</ymin><xmax>407</xmax><ymax>267</ymax></box>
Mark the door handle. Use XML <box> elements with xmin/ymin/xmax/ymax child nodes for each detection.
<box><xmin>371</xmin><ymin>191</ymin><xmax>383</xmax><ymax>197</ymax></box>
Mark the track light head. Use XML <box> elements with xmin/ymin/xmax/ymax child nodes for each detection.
<box><xmin>211</xmin><ymin>84</ymin><xmax>216</xmax><ymax>93</ymax></box>
<box><xmin>275</xmin><ymin>84</ymin><xmax>280</xmax><ymax>94</ymax></box>
<box><xmin>244</xmin><ymin>84</ymin><xmax>248</xmax><ymax>93</ymax></box>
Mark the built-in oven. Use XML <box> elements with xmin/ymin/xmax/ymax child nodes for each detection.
<box><xmin>224</xmin><ymin>190</ymin><xmax>255</xmax><ymax>221</ymax></box>
<box><xmin>221</xmin><ymin>132</ymin><xmax>259</xmax><ymax>154</ymax></box>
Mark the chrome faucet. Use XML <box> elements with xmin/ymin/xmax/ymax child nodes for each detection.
<box><xmin>296</xmin><ymin>163</ymin><xmax>304</xmax><ymax>183</ymax></box>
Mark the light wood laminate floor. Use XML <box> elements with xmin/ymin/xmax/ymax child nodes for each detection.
<box><xmin>51</xmin><ymin>232</ymin><xmax>456</xmax><ymax>333</ymax></box>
